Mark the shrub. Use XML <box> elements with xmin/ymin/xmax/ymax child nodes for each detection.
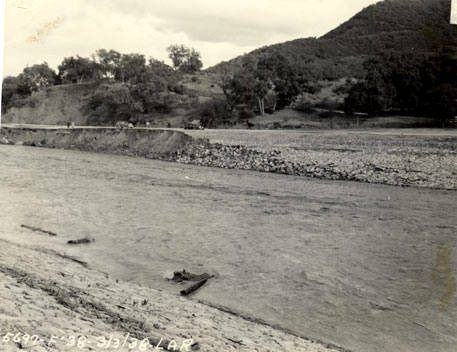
<box><xmin>194</xmin><ymin>98</ymin><xmax>233</xmax><ymax>128</ymax></box>
<box><xmin>83</xmin><ymin>83</ymin><xmax>141</xmax><ymax>125</ymax></box>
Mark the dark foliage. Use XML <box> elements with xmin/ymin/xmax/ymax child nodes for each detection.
<box><xmin>221</xmin><ymin>53</ymin><xmax>308</xmax><ymax>118</ymax></box>
<box><xmin>2</xmin><ymin>76</ymin><xmax>21</xmax><ymax>113</ymax></box>
<box><xmin>2</xmin><ymin>63</ymin><xmax>58</xmax><ymax>113</ymax></box>
<box><xmin>2</xmin><ymin>47</ymin><xmax>194</xmax><ymax>124</ymax></box>
<box><xmin>83</xmin><ymin>83</ymin><xmax>142</xmax><ymax>125</ymax></box>
<box><xmin>195</xmin><ymin>99</ymin><xmax>234</xmax><ymax>128</ymax></box>
<box><xmin>167</xmin><ymin>44</ymin><xmax>203</xmax><ymax>73</ymax></box>
<box><xmin>58</xmin><ymin>56</ymin><xmax>103</xmax><ymax>84</ymax></box>
<box><xmin>344</xmin><ymin>48</ymin><xmax>457</xmax><ymax>120</ymax></box>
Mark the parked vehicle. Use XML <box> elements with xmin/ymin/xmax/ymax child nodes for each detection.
<box><xmin>115</xmin><ymin>121</ymin><xmax>134</xmax><ymax>129</ymax></box>
<box><xmin>184</xmin><ymin>120</ymin><xmax>204</xmax><ymax>130</ymax></box>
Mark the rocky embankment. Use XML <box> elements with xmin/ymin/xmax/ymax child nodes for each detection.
<box><xmin>1</xmin><ymin>127</ymin><xmax>456</xmax><ymax>190</ymax></box>
<box><xmin>173</xmin><ymin>139</ymin><xmax>457</xmax><ymax>190</ymax></box>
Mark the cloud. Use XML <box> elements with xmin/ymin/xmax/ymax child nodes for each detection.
<box><xmin>106</xmin><ymin>0</ymin><xmax>379</xmax><ymax>45</ymax></box>
<box><xmin>160</xmin><ymin>16</ymin><xmax>297</xmax><ymax>46</ymax></box>
<box><xmin>2</xmin><ymin>0</ymin><xmax>380</xmax><ymax>77</ymax></box>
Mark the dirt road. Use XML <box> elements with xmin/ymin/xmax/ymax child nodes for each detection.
<box><xmin>1</xmin><ymin>145</ymin><xmax>456</xmax><ymax>352</ymax></box>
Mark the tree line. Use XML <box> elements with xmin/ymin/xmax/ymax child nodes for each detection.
<box><xmin>206</xmin><ymin>53</ymin><xmax>309</xmax><ymax>125</ymax></box>
<box><xmin>182</xmin><ymin>45</ymin><xmax>457</xmax><ymax>128</ymax></box>
<box><xmin>3</xmin><ymin>42</ymin><xmax>456</xmax><ymax>127</ymax></box>
<box><xmin>2</xmin><ymin>45</ymin><xmax>203</xmax><ymax>117</ymax></box>
<box><xmin>344</xmin><ymin>47</ymin><xmax>457</xmax><ymax>123</ymax></box>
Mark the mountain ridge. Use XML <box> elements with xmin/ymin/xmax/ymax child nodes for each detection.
<box><xmin>208</xmin><ymin>0</ymin><xmax>457</xmax><ymax>79</ymax></box>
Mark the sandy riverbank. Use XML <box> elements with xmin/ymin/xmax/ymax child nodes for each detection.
<box><xmin>0</xmin><ymin>238</ymin><xmax>340</xmax><ymax>352</ymax></box>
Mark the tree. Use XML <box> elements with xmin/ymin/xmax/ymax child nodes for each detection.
<box><xmin>95</xmin><ymin>50</ymin><xmax>177</xmax><ymax>86</ymax></box>
<box><xmin>184</xmin><ymin>48</ymin><xmax>203</xmax><ymax>73</ymax></box>
<box><xmin>84</xmin><ymin>83</ymin><xmax>143</xmax><ymax>125</ymax></box>
<box><xmin>344</xmin><ymin>56</ymin><xmax>395</xmax><ymax>115</ymax></box>
<box><xmin>117</xmin><ymin>54</ymin><xmax>148</xmax><ymax>84</ymax></box>
<box><xmin>58</xmin><ymin>56</ymin><xmax>103</xmax><ymax>83</ymax></box>
<box><xmin>129</xmin><ymin>81</ymin><xmax>170</xmax><ymax>114</ymax></box>
<box><xmin>420</xmin><ymin>47</ymin><xmax>457</xmax><ymax>123</ymax></box>
<box><xmin>1</xmin><ymin>76</ymin><xmax>21</xmax><ymax>113</ymax></box>
<box><xmin>344</xmin><ymin>49</ymin><xmax>457</xmax><ymax>121</ymax></box>
<box><xmin>196</xmin><ymin>98</ymin><xmax>233</xmax><ymax>128</ymax></box>
<box><xmin>222</xmin><ymin>54</ymin><xmax>305</xmax><ymax>117</ymax></box>
<box><xmin>20</xmin><ymin>63</ymin><xmax>57</xmax><ymax>91</ymax></box>
<box><xmin>386</xmin><ymin>54</ymin><xmax>423</xmax><ymax>111</ymax></box>
<box><xmin>2</xmin><ymin>63</ymin><xmax>57</xmax><ymax>113</ymax></box>
<box><xmin>166</xmin><ymin>44</ymin><xmax>203</xmax><ymax>73</ymax></box>
<box><xmin>95</xmin><ymin>49</ymin><xmax>122</xmax><ymax>79</ymax></box>
<box><xmin>256</xmin><ymin>53</ymin><xmax>305</xmax><ymax>110</ymax></box>
<box><xmin>148</xmin><ymin>58</ymin><xmax>176</xmax><ymax>80</ymax></box>
<box><xmin>222</xmin><ymin>57</ymin><xmax>258</xmax><ymax>117</ymax></box>
<box><xmin>167</xmin><ymin>44</ymin><xmax>188</xmax><ymax>70</ymax></box>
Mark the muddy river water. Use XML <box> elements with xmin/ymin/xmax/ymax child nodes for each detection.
<box><xmin>1</xmin><ymin>145</ymin><xmax>456</xmax><ymax>352</ymax></box>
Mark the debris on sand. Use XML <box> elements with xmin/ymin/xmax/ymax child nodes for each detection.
<box><xmin>169</xmin><ymin>270</ymin><xmax>214</xmax><ymax>296</ymax></box>
<box><xmin>170</xmin><ymin>269</ymin><xmax>211</xmax><ymax>283</ymax></box>
<box><xmin>67</xmin><ymin>236</ymin><xmax>95</xmax><ymax>245</ymax></box>
<box><xmin>21</xmin><ymin>224</ymin><xmax>57</xmax><ymax>237</ymax></box>
<box><xmin>56</xmin><ymin>254</ymin><xmax>89</xmax><ymax>268</ymax></box>
<box><xmin>225</xmin><ymin>337</ymin><xmax>244</xmax><ymax>346</ymax></box>
<box><xmin>0</xmin><ymin>240</ymin><xmax>342</xmax><ymax>352</ymax></box>
<box><xmin>180</xmin><ymin>276</ymin><xmax>213</xmax><ymax>296</ymax></box>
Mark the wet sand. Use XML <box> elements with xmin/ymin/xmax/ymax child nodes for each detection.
<box><xmin>0</xmin><ymin>239</ymin><xmax>335</xmax><ymax>352</ymax></box>
<box><xmin>1</xmin><ymin>144</ymin><xmax>456</xmax><ymax>352</ymax></box>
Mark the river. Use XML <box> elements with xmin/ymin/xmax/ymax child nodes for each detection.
<box><xmin>1</xmin><ymin>145</ymin><xmax>456</xmax><ymax>352</ymax></box>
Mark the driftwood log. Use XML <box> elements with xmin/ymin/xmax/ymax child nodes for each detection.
<box><xmin>180</xmin><ymin>274</ymin><xmax>214</xmax><ymax>296</ymax></box>
<box><xmin>172</xmin><ymin>270</ymin><xmax>210</xmax><ymax>283</ymax></box>
<box><xmin>21</xmin><ymin>224</ymin><xmax>57</xmax><ymax>237</ymax></box>
<box><xmin>67</xmin><ymin>236</ymin><xmax>95</xmax><ymax>245</ymax></box>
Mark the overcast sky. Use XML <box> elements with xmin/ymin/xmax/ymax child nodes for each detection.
<box><xmin>3</xmin><ymin>0</ymin><xmax>381</xmax><ymax>77</ymax></box>
<box><xmin>452</xmin><ymin>0</ymin><xmax>457</xmax><ymax>24</ymax></box>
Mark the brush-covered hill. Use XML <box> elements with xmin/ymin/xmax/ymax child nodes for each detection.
<box><xmin>3</xmin><ymin>0</ymin><xmax>456</xmax><ymax>128</ymax></box>
<box><xmin>2</xmin><ymin>82</ymin><xmax>98</xmax><ymax>126</ymax></box>
<box><xmin>208</xmin><ymin>0</ymin><xmax>457</xmax><ymax>80</ymax></box>
<box><xmin>1</xmin><ymin>53</ymin><xmax>222</xmax><ymax>128</ymax></box>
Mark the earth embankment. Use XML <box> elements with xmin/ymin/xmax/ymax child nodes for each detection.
<box><xmin>2</xmin><ymin>82</ymin><xmax>98</xmax><ymax>126</ymax></box>
<box><xmin>0</xmin><ymin>127</ymin><xmax>197</xmax><ymax>160</ymax></box>
<box><xmin>1</xmin><ymin>127</ymin><xmax>457</xmax><ymax>190</ymax></box>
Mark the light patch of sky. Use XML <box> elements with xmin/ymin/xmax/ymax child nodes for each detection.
<box><xmin>451</xmin><ymin>0</ymin><xmax>457</xmax><ymax>24</ymax></box>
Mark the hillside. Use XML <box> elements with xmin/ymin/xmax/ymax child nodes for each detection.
<box><xmin>2</xmin><ymin>80</ymin><xmax>208</xmax><ymax>128</ymax></box>
<box><xmin>208</xmin><ymin>0</ymin><xmax>457</xmax><ymax>80</ymax></box>
<box><xmin>2</xmin><ymin>82</ymin><xmax>99</xmax><ymax>125</ymax></box>
<box><xmin>2</xmin><ymin>0</ymin><xmax>456</xmax><ymax>127</ymax></box>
